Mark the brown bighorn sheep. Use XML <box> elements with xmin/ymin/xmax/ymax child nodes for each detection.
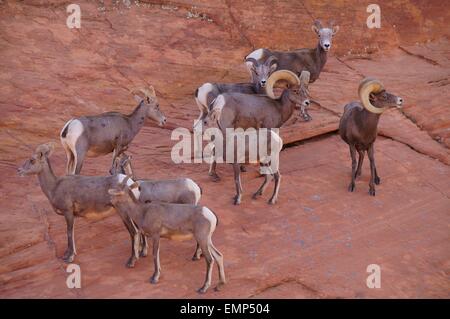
<box><xmin>110</xmin><ymin>153</ymin><xmax>203</xmax><ymax>266</ymax></box>
<box><xmin>206</xmin><ymin>70</ymin><xmax>310</xmax><ymax>183</ymax></box>
<box><xmin>193</xmin><ymin>56</ymin><xmax>278</xmax><ymax>131</ymax></box>
<box><xmin>60</xmin><ymin>87</ymin><xmax>166</xmax><ymax>175</ymax></box>
<box><xmin>108</xmin><ymin>177</ymin><xmax>226</xmax><ymax>294</ymax></box>
<box><xmin>339</xmin><ymin>78</ymin><xmax>403</xmax><ymax>196</ymax></box>
<box><xmin>245</xmin><ymin>20</ymin><xmax>339</xmax><ymax>120</ymax></box>
<box><xmin>17</xmin><ymin>143</ymin><xmax>141</xmax><ymax>264</ymax></box>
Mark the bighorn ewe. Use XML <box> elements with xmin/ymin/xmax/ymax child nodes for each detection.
<box><xmin>108</xmin><ymin>177</ymin><xmax>226</xmax><ymax>294</ymax></box>
<box><xmin>206</xmin><ymin>70</ymin><xmax>311</xmax><ymax>183</ymax></box>
<box><xmin>245</xmin><ymin>20</ymin><xmax>339</xmax><ymax>120</ymax></box>
<box><xmin>110</xmin><ymin>153</ymin><xmax>203</xmax><ymax>266</ymax></box>
<box><xmin>17</xmin><ymin>143</ymin><xmax>141</xmax><ymax>264</ymax></box>
<box><xmin>339</xmin><ymin>78</ymin><xmax>403</xmax><ymax>196</ymax></box>
<box><xmin>60</xmin><ymin>87</ymin><xmax>166</xmax><ymax>175</ymax></box>
<box><xmin>193</xmin><ymin>56</ymin><xmax>278</xmax><ymax>131</ymax></box>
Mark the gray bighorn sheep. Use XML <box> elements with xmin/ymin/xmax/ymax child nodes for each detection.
<box><xmin>206</xmin><ymin>70</ymin><xmax>311</xmax><ymax>183</ymax></box>
<box><xmin>193</xmin><ymin>56</ymin><xmax>278</xmax><ymax>131</ymax></box>
<box><xmin>110</xmin><ymin>153</ymin><xmax>203</xmax><ymax>266</ymax></box>
<box><xmin>17</xmin><ymin>143</ymin><xmax>141</xmax><ymax>264</ymax></box>
<box><xmin>108</xmin><ymin>177</ymin><xmax>226</xmax><ymax>294</ymax></box>
<box><xmin>339</xmin><ymin>78</ymin><xmax>403</xmax><ymax>196</ymax></box>
<box><xmin>245</xmin><ymin>20</ymin><xmax>339</xmax><ymax>120</ymax></box>
<box><xmin>60</xmin><ymin>87</ymin><xmax>166</xmax><ymax>175</ymax></box>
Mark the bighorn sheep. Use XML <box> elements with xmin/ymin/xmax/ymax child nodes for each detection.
<box><xmin>17</xmin><ymin>143</ymin><xmax>141</xmax><ymax>264</ymax></box>
<box><xmin>110</xmin><ymin>153</ymin><xmax>203</xmax><ymax>266</ymax></box>
<box><xmin>60</xmin><ymin>87</ymin><xmax>166</xmax><ymax>175</ymax></box>
<box><xmin>206</xmin><ymin>70</ymin><xmax>310</xmax><ymax>183</ymax></box>
<box><xmin>245</xmin><ymin>20</ymin><xmax>339</xmax><ymax>120</ymax></box>
<box><xmin>193</xmin><ymin>56</ymin><xmax>278</xmax><ymax>131</ymax></box>
<box><xmin>339</xmin><ymin>78</ymin><xmax>403</xmax><ymax>196</ymax></box>
<box><xmin>108</xmin><ymin>177</ymin><xmax>226</xmax><ymax>294</ymax></box>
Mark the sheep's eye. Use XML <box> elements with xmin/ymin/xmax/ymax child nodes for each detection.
<box><xmin>30</xmin><ymin>159</ymin><xmax>35</xmax><ymax>164</ymax></box>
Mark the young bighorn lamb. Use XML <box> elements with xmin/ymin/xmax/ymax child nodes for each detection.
<box><xmin>206</xmin><ymin>70</ymin><xmax>310</xmax><ymax>182</ymax></box>
<box><xmin>339</xmin><ymin>78</ymin><xmax>403</xmax><ymax>196</ymax></box>
<box><xmin>60</xmin><ymin>87</ymin><xmax>166</xmax><ymax>175</ymax></box>
<box><xmin>246</xmin><ymin>20</ymin><xmax>339</xmax><ymax>83</ymax></box>
<box><xmin>110</xmin><ymin>153</ymin><xmax>203</xmax><ymax>266</ymax></box>
<box><xmin>17</xmin><ymin>143</ymin><xmax>140</xmax><ymax>264</ymax></box>
<box><xmin>193</xmin><ymin>56</ymin><xmax>278</xmax><ymax>131</ymax></box>
<box><xmin>108</xmin><ymin>177</ymin><xmax>226</xmax><ymax>294</ymax></box>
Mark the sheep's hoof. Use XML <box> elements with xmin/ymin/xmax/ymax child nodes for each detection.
<box><xmin>139</xmin><ymin>250</ymin><xmax>148</xmax><ymax>258</ymax></box>
<box><xmin>214</xmin><ymin>282</ymin><xmax>225</xmax><ymax>292</ymax></box>
<box><xmin>62</xmin><ymin>251</ymin><xmax>75</xmax><ymax>263</ymax></box>
<box><xmin>209</xmin><ymin>173</ymin><xmax>221</xmax><ymax>182</ymax></box>
<box><xmin>192</xmin><ymin>255</ymin><xmax>202</xmax><ymax>261</ymax></box>
<box><xmin>356</xmin><ymin>170</ymin><xmax>362</xmax><ymax>177</ymax></box>
<box><xmin>240</xmin><ymin>165</ymin><xmax>247</xmax><ymax>172</ymax></box>
<box><xmin>303</xmin><ymin>115</ymin><xmax>312</xmax><ymax>121</ymax></box>
<box><xmin>369</xmin><ymin>188</ymin><xmax>376</xmax><ymax>196</ymax></box>
<box><xmin>268</xmin><ymin>197</ymin><xmax>277</xmax><ymax>205</ymax></box>
<box><xmin>197</xmin><ymin>286</ymin><xmax>209</xmax><ymax>294</ymax></box>
<box><xmin>150</xmin><ymin>276</ymin><xmax>159</xmax><ymax>284</ymax></box>
<box><xmin>233</xmin><ymin>196</ymin><xmax>241</xmax><ymax>205</ymax></box>
<box><xmin>348</xmin><ymin>183</ymin><xmax>355</xmax><ymax>192</ymax></box>
<box><xmin>252</xmin><ymin>191</ymin><xmax>262</xmax><ymax>199</ymax></box>
<box><xmin>375</xmin><ymin>176</ymin><xmax>381</xmax><ymax>185</ymax></box>
<box><xmin>126</xmin><ymin>258</ymin><xmax>136</xmax><ymax>268</ymax></box>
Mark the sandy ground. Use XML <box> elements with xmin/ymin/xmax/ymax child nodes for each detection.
<box><xmin>0</xmin><ymin>1</ymin><xmax>449</xmax><ymax>298</ymax></box>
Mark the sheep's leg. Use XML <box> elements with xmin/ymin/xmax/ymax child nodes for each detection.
<box><xmin>232</xmin><ymin>163</ymin><xmax>243</xmax><ymax>205</ymax></box>
<box><xmin>208</xmin><ymin>147</ymin><xmax>220</xmax><ymax>182</ymax></box>
<box><xmin>348</xmin><ymin>145</ymin><xmax>357</xmax><ymax>192</ymax></box>
<box><xmin>209</xmin><ymin>241</ymin><xmax>226</xmax><ymax>291</ymax></box>
<box><xmin>74</xmin><ymin>139</ymin><xmax>88</xmax><ymax>175</ymax></box>
<box><xmin>119</xmin><ymin>216</ymin><xmax>140</xmax><ymax>268</ymax></box>
<box><xmin>150</xmin><ymin>235</ymin><xmax>161</xmax><ymax>284</ymax></box>
<box><xmin>253</xmin><ymin>173</ymin><xmax>270</xmax><ymax>199</ymax></box>
<box><xmin>240</xmin><ymin>164</ymin><xmax>247</xmax><ymax>172</ymax></box>
<box><xmin>139</xmin><ymin>233</ymin><xmax>148</xmax><ymax>257</ymax></box>
<box><xmin>63</xmin><ymin>211</ymin><xmax>76</xmax><ymax>263</ymax></box>
<box><xmin>192</xmin><ymin>243</ymin><xmax>203</xmax><ymax>261</ymax></box>
<box><xmin>356</xmin><ymin>150</ymin><xmax>365</xmax><ymax>177</ymax></box>
<box><xmin>268</xmin><ymin>172</ymin><xmax>281</xmax><ymax>205</ymax></box>
<box><xmin>197</xmin><ymin>241</ymin><xmax>214</xmax><ymax>294</ymax></box>
<box><xmin>374</xmin><ymin>167</ymin><xmax>381</xmax><ymax>185</ymax></box>
<box><xmin>368</xmin><ymin>144</ymin><xmax>377</xmax><ymax>196</ymax></box>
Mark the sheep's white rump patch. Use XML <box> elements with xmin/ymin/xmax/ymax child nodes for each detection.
<box><xmin>60</xmin><ymin>119</ymin><xmax>84</xmax><ymax>148</ymax></box>
<box><xmin>197</xmin><ymin>83</ymin><xmax>214</xmax><ymax>108</ymax></box>
<box><xmin>185</xmin><ymin>178</ymin><xmax>201</xmax><ymax>205</ymax></box>
<box><xmin>201</xmin><ymin>208</ymin><xmax>217</xmax><ymax>234</ymax></box>
<box><xmin>117</xmin><ymin>174</ymin><xmax>141</xmax><ymax>200</ymax></box>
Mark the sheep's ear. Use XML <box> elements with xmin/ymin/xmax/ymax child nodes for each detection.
<box><xmin>134</xmin><ymin>94</ymin><xmax>143</xmax><ymax>103</ymax></box>
<box><xmin>311</xmin><ymin>24</ymin><xmax>319</xmax><ymax>34</ymax></box>
<box><xmin>332</xmin><ymin>25</ymin><xmax>339</xmax><ymax>35</ymax></box>
<box><xmin>108</xmin><ymin>189</ymin><xmax>124</xmax><ymax>196</ymax></box>
<box><xmin>129</xmin><ymin>181</ymin><xmax>139</xmax><ymax>189</ymax></box>
<box><xmin>270</xmin><ymin>62</ymin><xmax>278</xmax><ymax>72</ymax></box>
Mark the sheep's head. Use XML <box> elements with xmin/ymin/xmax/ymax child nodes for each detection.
<box><xmin>133</xmin><ymin>86</ymin><xmax>167</xmax><ymax>127</ymax></box>
<box><xmin>109</xmin><ymin>175</ymin><xmax>140</xmax><ymax>205</ymax></box>
<box><xmin>110</xmin><ymin>153</ymin><xmax>133</xmax><ymax>176</ymax></box>
<box><xmin>245</xmin><ymin>56</ymin><xmax>278</xmax><ymax>89</ymax></box>
<box><xmin>358</xmin><ymin>78</ymin><xmax>403</xmax><ymax>114</ymax></box>
<box><xmin>17</xmin><ymin>142</ymin><xmax>55</xmax><ymax>176</ymax></box>
<box><xmin>312</xmin><ymin>20</ymin><xmax>339</xmax><ymax>52</ymax></box>
<box><xmin>265</xmin><ymin>70</ymin><xmax>311</xmax><ymax>116</ymax></box>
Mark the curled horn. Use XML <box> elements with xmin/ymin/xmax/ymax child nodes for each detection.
<box><xmin>245</xmin><ymin>57</ymin><xmax>258</xmax><ymax>69</ymax></box>
<box><xmin>265</xmin><ymin>70</ymin><xmax>301</xmax><ymax>99</ymax></box>
<box><xmin>358</xmin><ymin>77</ymin><xmax>387</xmax><ymax>114</ymax></box>
<box><xmin>264</xmin><ymin>55</ymin><xmax>278</xmax><ymax>67</ymax></box>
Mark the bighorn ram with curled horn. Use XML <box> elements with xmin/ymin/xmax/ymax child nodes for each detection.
<box><xmin>245</xmin><ymin>20</ymin><xmax>339</xmax><ymax>120</ymax></box>
<box><xmin>205</xmin><ymin>70</ymin><xmax>310</xmax><ymax>204</ymax></box>
<box><xmin>339</xmin><ymin>78</ymin><xmax>403</xmax><ymax>196</ymax></box>
<box><xmin>17</xmin><ymin>143</ymin><xmax>143</xmax><ymax>264</ymax></box>
<box><xmin>60</xmin><ymin>87</ymin><xmax>166</xmax><ymax>175</ymax></box>
<box><xmin>193</xmin><ymin>56</ymin><xmax>278</xmax><ymax>131</ymax></box>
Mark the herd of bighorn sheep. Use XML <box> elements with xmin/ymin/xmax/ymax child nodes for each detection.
<box><xmin>17</xmin><ymin>19</ymin><xmax>404</xmax><ymax>293</ymax></box>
